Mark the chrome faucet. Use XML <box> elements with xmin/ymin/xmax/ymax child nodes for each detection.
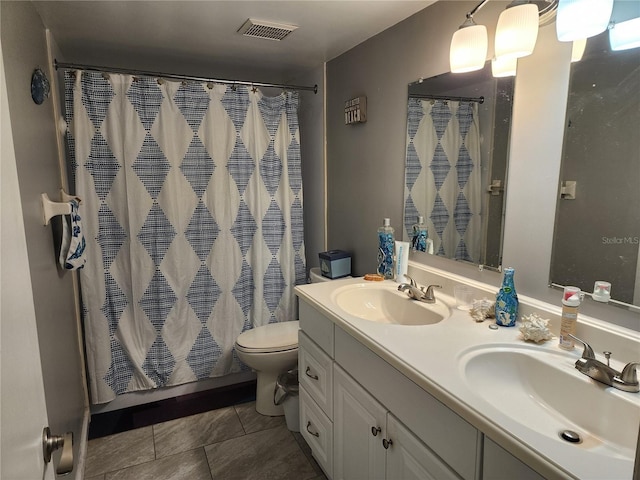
<box><xmin>569</xmin><ymin>334</ymin><xmax>639</xmax><ymax>393</ymax></box>
<box><xmin>397</xmin><ymin>275</ymin><xmax>442</xmax><ymax>304</ymax></box>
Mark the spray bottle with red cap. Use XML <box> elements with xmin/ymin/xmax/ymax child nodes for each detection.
<box><xmin>558</xmin><ymin>286</ymin><xmax>583</xmax><ymax>350</ymax></box>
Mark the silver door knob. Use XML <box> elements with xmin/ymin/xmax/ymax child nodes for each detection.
<box><xmin>43</xmin><ymin>427</ymin><xmax>73</xmax><ymax>474</ymax></box>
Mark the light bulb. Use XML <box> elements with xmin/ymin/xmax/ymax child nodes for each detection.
<box><xmin>609</xmin><ymin>17</ymin><xmax>640</xmax><ymax>51</ymax></box>
<box><xmin>556</xmin><ymin>0</ymin><xmax>614</xmax><ymax>42</ymax></box>
<box><xmin>491</xmin><ymin>56</ymin><xmax>517</xmax><ymax>77</ymax></box>
<box><xmin>495</xmin><ymin>3</ymin><xmax>540</xmax><ymax>59</ymax></box>
<box><xmin>450</xmin><ymin>23</ymin><xmax>488</xmax><ymax>73</ymax></box>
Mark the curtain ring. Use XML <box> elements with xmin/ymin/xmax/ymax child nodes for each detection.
<box><xmin>102</xmin><ymin>72</ymin><xmax>110</xmax><ymax>80</ymax></box>
<box><xmin>157</xmin><ymin>78</ymin><xmax>164</xmax><ymax>85</ymax></box>
<box><xmin>207</xmin><ymin>82</ymin><xmax>213</xmax><ymax>90</ymax></box>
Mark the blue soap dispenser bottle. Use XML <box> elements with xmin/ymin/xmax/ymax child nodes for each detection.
<box><xmin>377</xmin><ymin>218</ymin><xmax>395</xmax><ymax>279</ymax></box>
<box><xmin>411</xmin><ymin>216</ymin><xmax>427</xmax><ymax>252</ymax></box>
<box><xmin>495</xmin><ymin>267</ymin><xmax>518</xmax><ymax>326</ymax></box>
<box><xmin>411</xmin><ymin>215</ymin><xmax>433</xmax><ymax>254</ymax></box>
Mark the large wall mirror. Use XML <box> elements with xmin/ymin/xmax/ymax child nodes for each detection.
<box><xmin>403</xmin><ymin>62</ymin><xmax>514</xmax><ymax>270</ymax></box>
<box><xmin>550</xmin><ymin>27</ymin><xmax>640</xmax><ymax>309</ymax></box>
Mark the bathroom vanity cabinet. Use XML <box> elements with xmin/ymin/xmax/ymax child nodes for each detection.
<box><xmin>298</xmin><ymin>297</ymin><xmax>548</xmax><ymax>480</ymax></box>
<box><xmin>296</xmin><ymin>274</ymin><xmax>640</xmax><ymax>480</ymax></box>
<box><xmin>298</xmin><ymin>299</ymin><xmax>478</xmax><ymax>480</ymax></box>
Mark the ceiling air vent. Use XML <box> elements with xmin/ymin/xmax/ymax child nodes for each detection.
<box><xmin>237</xmin><ymin>19</ymin><xmax>298</xmax><ymax>41</ymax></box>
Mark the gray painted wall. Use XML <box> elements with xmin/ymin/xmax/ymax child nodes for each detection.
<box><xmin>1</xmin><ymin>1</ymin><xmax>86</xmax><ymax>475</ymax></box>
<box><xmin>296</xmin><ymin>65</ymin><xmax>326</xmax><ymax>275</ymax></box>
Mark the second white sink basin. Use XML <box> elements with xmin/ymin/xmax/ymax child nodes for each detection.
<box><xmin>459</xmin><ymin>345</ymin><xmax>640</xmax><ymax>458</ymax></box>
<box><xmin>331</xmin><ymin>282</ymin><xmax>450</xmax><ymax>325</ymax></box>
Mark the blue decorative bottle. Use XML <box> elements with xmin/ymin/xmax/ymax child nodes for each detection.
<box><xmin>377</xmin><ymin>218</ymin><xmax>395</xmax><ymax>279</ymax></box>
<box><xmin>495</xmin><ymin>267</ymin><xmax>518</xmax><ymax>327</ymax></box>
<box><xmin>411</xmin><ymin>216</ymin><xmax>428</xmax><ymax>252</ymax></box>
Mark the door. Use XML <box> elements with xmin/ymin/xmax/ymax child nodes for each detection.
<box><xmin>0</xmin><ymin>39</ymin><xmax>55</xmax><ymax>480</ymax></box>
<box><xmin>385</xmin><ymin>414</ymin><xmax>460</xmax><ymax>480</ymax></box>
<box><xmin>333</xmin><ymin>364</ymin><xmax>386</xmax><ymax>480</ymax></box>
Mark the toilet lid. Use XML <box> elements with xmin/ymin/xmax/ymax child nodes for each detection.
<box><xmin>236</xmin><ymin>321</ymin><xmax>299</xmax><ymax>353</ymax></box>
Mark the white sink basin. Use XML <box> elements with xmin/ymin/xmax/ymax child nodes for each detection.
<box><xmin>331</xmin><ymin>283</ymin><xmax>450</xmax><ymax>325</ymax></box>
<box><xmin>459</xmin><ymin>345</ymin><xmax>640</xmax><ymax>457</ymax></box>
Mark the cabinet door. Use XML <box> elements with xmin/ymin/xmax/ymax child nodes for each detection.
<box><xmin>333</xmin><ymin>364</ymin><xmax>387</xmax><ymax>480</ymax></box>
<box><xmin>386</xmin><ymin>414</ymin><xmax>461</xmax><ymax>480</ymax></box>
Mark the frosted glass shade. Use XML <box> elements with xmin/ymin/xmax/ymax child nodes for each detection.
<box><xmin>450</xmin><ymin>24</ymin><xmax>488</xmax><ymax>73</ymax></box>
<box><xmin>610</xmin><ymin>17</ymin><xmax>640</xmax><ymax>51</ymax></box>
<box><xmin>571</xmin><ymin>38</ymin><xmax>587</xmax><ymax>62</ymax></box>
<box><xmin>495</xmin><ymin>3</ymin><xmax>540</xmax><ymax>59</ymax></box>
<box><xmin>491</xmin><ymin>56</ymin><xmax>517</xmax><ymax>77</ymax></box>
<box><xmin>556</xmin><ymin>0</ymin><xmax>614</xmax><ymax>42</ymax></box>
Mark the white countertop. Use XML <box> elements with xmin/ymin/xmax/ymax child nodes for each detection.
<box><xmin>295</xmin><ymin>270</ymin><xmax>640</xmax><ymax>480</ymax></box>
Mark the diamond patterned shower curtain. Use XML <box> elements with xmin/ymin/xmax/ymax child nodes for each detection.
<box><xmin>65</xmin><ymin>71</ymin><xmax>305</xmax><ymax>404</ymax></box>
<box><xmin>404</xmin><ymin>99</ymin><xmax>481</xmax><ymax>263</ymax></box>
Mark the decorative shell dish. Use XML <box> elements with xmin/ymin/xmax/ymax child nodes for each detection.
<box><xmin>519</xmin><ymin>313</ymin><xmax>553</xmax><ymax>343</ymax></box>
<box><xmin>469</xmin><ymin>298</ymin><xmax>495</xmax><ymax>322</ymax></box>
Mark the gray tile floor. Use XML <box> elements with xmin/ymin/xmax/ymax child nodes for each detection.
<box><xmin>85</xmin><ymin>401</ymin><xmax>328</xmax><ymax>480</ymax></box>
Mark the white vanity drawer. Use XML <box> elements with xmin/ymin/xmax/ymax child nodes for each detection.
<box><xmin>299</xmin><ymin>300</ymin><xmax>334</xmax><ymax>356</ymax></box>
<box><xmin>299</xmin><ymin>331</ymin><xmax>334</xmax><ymax>418</ymax></box>
<box><xmin>300</xmin><ymin>385</ymin><xmax>333</xmax><ymax>479</ymax></box>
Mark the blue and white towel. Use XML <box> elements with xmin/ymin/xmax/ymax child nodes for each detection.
<box><xmin>59</xmin><ymin>199</ymin><xmax>86</xmax><ymax>270</ymax></box>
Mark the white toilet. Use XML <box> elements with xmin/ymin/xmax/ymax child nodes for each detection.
<box><xmin>235</xmin><ymin>267</ymin><xmax>335</xmax><ymax>416</ymax></box>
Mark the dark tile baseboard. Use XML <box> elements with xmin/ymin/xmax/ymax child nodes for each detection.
<box><xmin>88</xmin><ymin>380</ymin><xmax>257</xmax><ymax>439</ymax></box>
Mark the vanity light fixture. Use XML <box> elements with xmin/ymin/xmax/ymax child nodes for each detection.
<box><xmin>570</xmin><ymin>38</ymin><xmax>587</xmax><ymax>62</ymax></box>
<box><xmin>491</xmin><ymin>55</ymin><xmax>518</xmax><ymax>77</ymax></box>
<box><xmin>556</xmin><ymin>0</ymin><xmax>614</xmax><ymax>42</ymax></box>
<box><xmin>495</xmin><ymin>1</ymin><xmax>540</xmax><ymax>60</ymax></box>
<box><xmin>609</xmin><ymin>17</ymin><xmax>640</xmax><ymax>51</ymax></box>
<box><xmin>450</xmin><ymin>0</ymin><xmax>489</xmax><ymax>73</ymax></box>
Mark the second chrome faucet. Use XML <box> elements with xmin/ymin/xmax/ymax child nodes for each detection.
<box><xmin>569</xmin><ymin>334</ymin><xmax>639</xmax><ymax>393</ymax></box>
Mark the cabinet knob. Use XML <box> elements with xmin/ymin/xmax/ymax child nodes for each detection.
<box><xmin>382</xmin><ymin>438</ymin><xmax>393</xmax><ymax>449</ymax></box>
<box><xmin>305</xmin><ymin>366</ymin><xmax>319</xmax><ymax>380</ymax></box>
<box><xmin>371</xmin><ymin>426</ymin><xmax>381</xmax><ymax>436</ymax></box>
<box><xmin>306</xmin><ymin>421</ymin><xmax>320</xmax><ymax>437</ymax></box>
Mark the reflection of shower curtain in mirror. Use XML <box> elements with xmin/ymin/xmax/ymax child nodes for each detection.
<box><xmin>404</xmin><ymin>99</ymin><xmax>481</xmax><ymax>263</ymax></box>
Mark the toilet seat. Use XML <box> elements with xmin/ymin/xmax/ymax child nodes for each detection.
<box><xmin>235</xmin><ymin>321</ymin><xmax>299</xmax><ymax>353</ymax></box>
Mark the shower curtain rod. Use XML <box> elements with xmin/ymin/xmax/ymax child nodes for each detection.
<box><xmin>54</xmin><ymin>60</ymin><xmax>318</xmax><ymax>94</ymax></box>
<box><xmin>409</xmin><ymin>93</ymin><xmax>484</xmax><ymax>104</ymax></box>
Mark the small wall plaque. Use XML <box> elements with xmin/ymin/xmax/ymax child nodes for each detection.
<box><xmin>344</xmin><ymin>96</ymin><xmax>366</xmax><ymax>124</ymax></box>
